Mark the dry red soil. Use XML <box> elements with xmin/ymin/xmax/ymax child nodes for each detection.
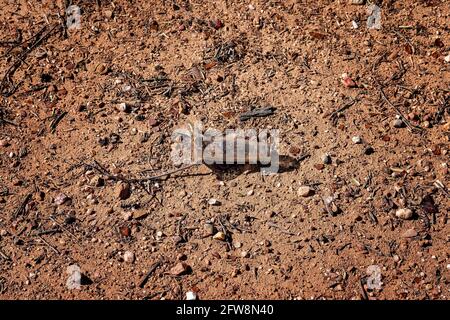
<box><xmin>0</xmin><ymin>0</ymin><xmax>449</xmax><ymax>300</ymax></box>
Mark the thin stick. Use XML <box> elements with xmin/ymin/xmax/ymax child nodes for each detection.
<box><xmin>49</xmin><ymin>216</ymin><xmax>79</xmax><ymax>240</ymax></box>
<box><xmin>139</xmin><ymin>261</ymin><xmax>162</xmax><ymax>288</ymax></box>
<box><xmin>12</xmin><ymin>193</ymin><xmax>32</xmax><ymax>218</ymax></box>
<box><xmin>36</xmin><ymin>235</ymin><xmax>60</xmax><ymax>254</ymax></box>
<box><xmin>87</xmin><ymin>161</ymin><xmax>198</xmax><ymax>183</ymax></box>
<box><xmin>379</xmin><ymin>88</ymin><xmax>423</xmax><ymax>133</ymax></box>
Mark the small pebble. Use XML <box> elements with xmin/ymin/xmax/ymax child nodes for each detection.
<box><xmin>208</xmin><ymin>198</ymin><xmax>220</xmax><ymax>206</ymax></box>
<box><xmin>122</xmin><ymin>212</ymin><xmax>133</xmax><ymax>221</ymax></box>
<box><xmin>123</xmin><ymin>251</ymin><xmax>135</xmax><ymax>263</ymax></box>
<box><xmin>55</xmin><ymin>193</ymin><xmax>70</xmax><ymax>206</ymax></box>
<box><xmin>321</xmin><ymin>154</ymin><xmax>331</xmax><ymax>164</ymax></box>
<box><xmin>203</xmin><ymin>223</ymin><xmax>215</xmax><ymax>236</ymax></box>
<box><xmin>117</xmin><ymin>103</ymin><xmax>130</xmax><ymax>113</ymax></box>
<box><xmin>186</xmin><ymin>291</ymin><xmax>197</xmax><ymax>300</ymax></box>
<box><xmin>352</xmin><ymin>136</ymin><xmax>362</xmax><ymax>144</ymax></box>
<box><xmin>90</xmin><ymin>176</ymin><xmax>105</xmax><ymax>187</ymax></box>
<box><xmin>115</xmin><ymin>182</ymin><xmax>131</xmax><ymax>200</ymax></box>
<box><xmin>395</xmin><ymin>208</ymin><xmax>414</xmax><ymax>220</ymax></box>
<box><xmin>170</xmin><ymin>262</ymin><xmax>190</xmax><ymax>276</ymax></box>
<box><xmin>213</xmin><ymin>231</ymin><xmax>226</xmax><ymax>241</ymax></box>
<box><xmin>393</xmin><ymin>118</ymin><xmax>404</xmax><ymax>128</ymax></box>
<box><xmin>297</xmin><ymin>186</ymin><xmax>314</xmax><ymax>197</ymax></box>
<box><xmin>402</xmin><ymin>229</ymin><xmax>418</xmax><ymax>238</ymax></box>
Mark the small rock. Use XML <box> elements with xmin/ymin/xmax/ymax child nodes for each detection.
<box><xmin>444</xmin><ymin>54</ymin><xmax>450</xmax><ymax>63</ymax></box>
<box><xmin>350</xmin><ymin>0</ymin><xmax>365</xmax><ymax>4</ymax></box>
<box><xmin>66</xmin><ymin>265</ymin><xmax>82</xmax><ymax>290</ymax></box>
<box><xmin>213</xmin><ymin>231</ymin><xmax>226</xmax><ymax>241</ymax></box>
<box><xmin>247</xmin><ymin>189</ymin><xmax>254</xmax><ymax>196</ymax></box>
<box><xmin>366</xmin><ymin>265</ymin><xmax>382</xmax><ymax>290</ymax></box>
<box><xmin>212</xmin><ymin>19</ymin><xmax>223</xmax><ymax>30</ymax></box>
<box><xmin>203</xmin><ymin>223</ymin><xmax>215</xmax><ymax>236</ymax></box>
<box><xmin>208</xmin><ymin>198</ymin><xmax>220</xmax><ymax>206</ymax></box>
<box><xmin>117</xmin><ymin>103</ymin><xmax>130</xmax><ymax>113</ymax></box>
<box><xmin>104</xmin><ymin>10</ymin><xmax>113</xmax><ymax>19</ymax></box>
<box><xmin>96</xmin><ymin>63</ymin><xmax>109</xmax><ymax>75</ymax></box>
<box><xmin>240</xmin><ymin>251</ymin><xmax>249</xmax><ymax>258</ymax></box>
<box><xmin>402</xmin><ymin>229</ymin><xmax>418</xmax><ymax>238</ymax></box>
<box><xmin>123</xmin><ymin>251</ymin><xmax>135</xmax><ymax>263</ymax></box>
<box><xmin>148</xmin><ymin>117</ymin><xmax>159</xmax><ymax>127</ymax></box>
<box><xmin>393</xmin><ymin>118</ymin><xmax>404</xmax><ymax>128</ymax></box>
<box><xmin>119</xmin><ymin>225</ymin><xmax>131</xmax><ymax>237</ymax></box>
<box><xmin>122</xmin><ymin>212</ymin><xmax>133</xmax><ymax>221</ymax></box>
<box><xmin>297</xmin><ymin>186</ymin><xmax>314</xmax><ymax>197</ymax></box>
<box><xmin>186</xmin><ymin>291</ymin><xmax>197</xmax><ymax>300</ymax></box>
<box><xmin>341</xmin><ymin>73</ymin><xmax>356</xmax><ymax>88</ymax></box>
<box><xmin>352</xmin><ymin>136</ymin><xmax>362</xmax><ymax>144</ymax></box>
<box><xmin>90</xmin><ymin>176</ymin><xmax>105</xmax><ymax>187</ymax></box>
<box><xmin>314</xmin><ymin>163</ymin><xmax>325</xmax><ymax>170</ymax></box>
<box><xmin>115</xmin><ymin>182</ymin><xmax>131</xmax><ymax>200</ymax></box>
<box><xmin>170</xmin><ymin>262</ymin><xmax>191</xmax><ymax>276</ymax></box>
<box><xmin>55</xmin><ymin>193</ymin><xmax>70</xmax><ymax>206</ymax></box>
<box><xmin>234</xmin><ymin>241</ymin><xmax>242</xmax><ymax>249</ymax></box>
<box><xmin>395</xmin><ymin>208</ymin><xmax>414</xmax><ymax>220</ymax></box>
<box><xmin>132</xmin><ymin>211</ymin><xmax>148</xmax><ymax>219</ymax></box>
<box><xmin>321</xmin><ymin>154</ymin><xmax>331</xmax><ymax>164</ymax></box>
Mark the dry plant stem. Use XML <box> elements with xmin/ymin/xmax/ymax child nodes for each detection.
<box><xmin>379</xmin><ymin>88</ymin><xmax>423</xmax><ymax>133</ymax></box>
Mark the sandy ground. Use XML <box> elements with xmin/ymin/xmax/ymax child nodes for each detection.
<box><xmin>0</xmin><ymin>0</ymin><xmax>449</xmax><ymax>299</ymax></box>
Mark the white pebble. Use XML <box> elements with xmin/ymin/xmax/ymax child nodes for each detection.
<box><xmin>352</xmin><ymin>136</ymin><xmax>362</xmax><ymax>144</ymax></box>
<box><xmin>297</xmin><ymin>186</ymin><xmax>313</xmax><ymax>197</ymax></box>
<box><xmin>123</xmin><ymin>250</ymin><xmax>135</xmax><ymax>263</ymax></box>
<box><xmin>395</xmin><ymin>208</ymin><xmax>413</xmax><ymax>220</ymax></box>
<box><xmin>186</xmin><ymin>291</ymin><xmax>197</xmax><ymax>300</ymax></box>
<box><xmin>208</xmin><ymin>198</ymin><xmax>220</xmax><ymax>205</ymax></box>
